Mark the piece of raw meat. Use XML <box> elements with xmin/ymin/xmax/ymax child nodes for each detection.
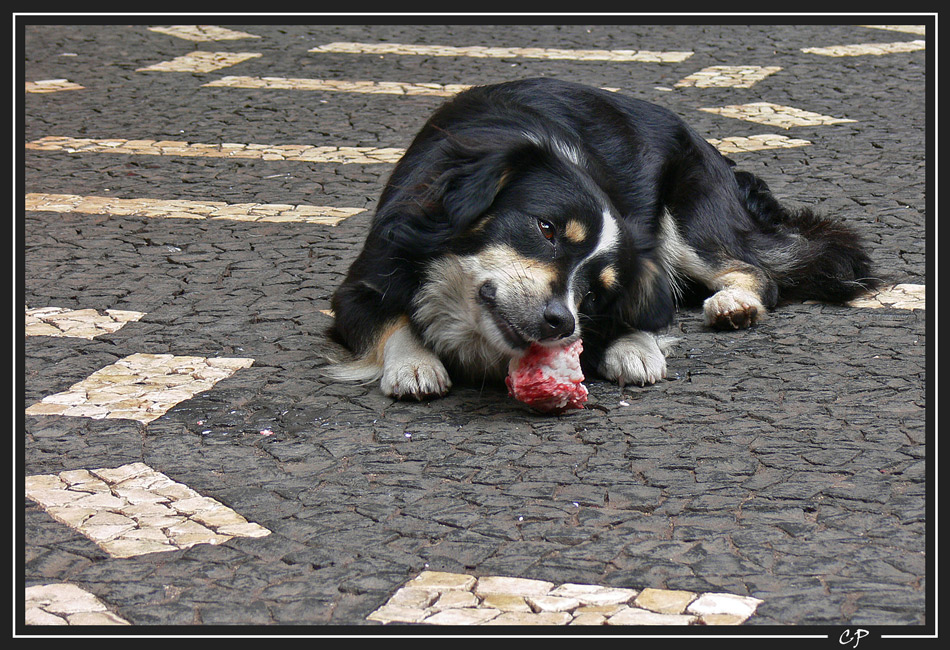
<box><xmin>506</xmin><ymin>340</ymin><xmax>588</xmax><ymax>413</ymax></box>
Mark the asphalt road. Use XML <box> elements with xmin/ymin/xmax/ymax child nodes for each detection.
<box><xmin>20</xmin><ymin>20</ymin><xmax>930</xmax><ymax>635</ymax></box>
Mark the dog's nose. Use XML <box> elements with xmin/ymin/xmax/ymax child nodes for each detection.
<box><xmin>478</xmin><ymin>282</ymin><xmax>497</xmax><ymax>304</ymax></box>
<box><xmin>540</xmin><ymin>300</ymin><xmax>575</xmax><ymax>340</ymax></box>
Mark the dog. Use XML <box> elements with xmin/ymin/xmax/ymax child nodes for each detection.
<box><xmin>328</xmin><ymin>78</ymin><xmax>877</xmax><ymax>400</ymax></box>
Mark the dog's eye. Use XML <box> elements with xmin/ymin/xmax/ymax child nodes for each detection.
<box><xmin>537</xmin><ymin>219</ymin><xmax>555</xmax><ymax>241</ymax></box>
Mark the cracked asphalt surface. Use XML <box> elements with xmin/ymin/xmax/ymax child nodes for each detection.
<box><xmin>20</xmin><ymin>20</ymin><xmax>930</xmax><ymax>633</ymax></box>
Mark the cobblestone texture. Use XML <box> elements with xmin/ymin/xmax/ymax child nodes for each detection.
<box><xmin>136</xmin><ymin>51</ymin><xmax>263</xmax><ymax>73</ymax></box>
<box><xmin>147</xmin><ymin>25</ymin><xmax>261</xmax><ymax>42</ymax></box>
<box><xmin>25</xmin><ymin>306</ymin><xmax>145</xmax><ymax>339</ymax></box>
<box><xmin>204</xmin><ymin>76</ymin><xmax>472</xmax><ymax>97</ymax></box>
<box><xmin>21</xmin><ymin>21</ymin><xmax>928</xmax><ymax>632</ymax></box>
<box><xmin>367</xmin><ymin>570</ymin><xmax>762</xmax><ymax>625</ymax></box>
<box><xmin>25</xmin><ymin>193</ymin><xmax>365</xmax><ymax>225</ymax></box>
<box><xmin>674</xmin><ymin>65</ymin><xmax>782</xmax><ymax>88</ymax></box>
<box><xmin>309</xmin><ymin>41</ymin><xmax>695</xmax><ymax>62</ymax></box>
<box><xmin>699</xmin><ymin>102</ymin><xmax>857</xmax><ymax>128</ymax></box>
<box><xmin>26</xmin><ymin>136</ymin><xmax>405</xmax><ymax>164</ymax></box>
<box><xmin>26</xmin><ymin>462</ymin><xmax>271</xmax><ymax>558</ymax></box>
<box><xmin>25</xmin><ymin>353</ymin><xmax>254</xmax><ymax>422</ymax></box>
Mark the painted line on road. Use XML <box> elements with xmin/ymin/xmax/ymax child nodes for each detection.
<box><xmin>859</xmin><ymin>25</ymin><xmax>926</xmax><ymax>35</ymax></box>
<box><xmin>203</xmin><ymin>75</ymin><xmax>625</xmax><ymax>95</ymax></box>
<box><xmin>802</xmin><ymin>40</ymin><xmax>925</xmax><ymax>57</ymax></box>
<box><xmin>801</xmin><ymin>284</ymin><xmax>925</xmax><ymax>310</ymax></box>
<box><xmin>26</xmin><ymin>79</ymin><xmax>84</xmax><ymax>93</ymax></box>
<box><xmin>25</xmin><ymin>352</ymin><xmax>254</xmax><ymax>423</ymax></box>
<box><xmin>673</xmin><ymin>65</ymin><xmax>782</xmax><ymax>88</ymax></box>
<box><xmin>25</xmin><ymin>132</ymin><xmax>810</xmax><ymax>165</ymax></box>
<box><xmin>706</xmin><ymin>134</ymin><xmax>811</xmax><ymax>153</ymax></box>
<box><xmin>844</xmin><ymin>283</ymin><xmax>925</xmax><ymax>310</ymax></box>
<box><xmin>25</xmin><ymin>192</ymin><xmax>366</xmax><ymax>225</ymax></box>
<box><xmin>25</xmin><ymin>136</ymin><xmax>404</xmax><ymax>164</ymax></box>
<box><xmin>367</xmin><ymin>570</ymin><xmax>763</xmax><ymax>626</ymax></box>
<box><xmin>25</xmin><ymin>305</ymin><xmax>145</xmax><ymax>339</ymax></box>
<box><xmin>25</xmin><ymin>583</ymin><xmax>130</xmax><ymax>625</ymax></box>
<box><xmin>699</xmin><ymin>102</ymin><xmax>856</xmax><ymax>129</ymax></box>
<box><xmin>25</xmin><ymin>462</ymin><xmax>271</xmax><ymax>559</ymax></box>
<box><xmin>195</xmin><ymin>79</ymin><xmax>809</xmax><ymax>154</ymax></box>
<box><xmin>204</xmin><ymin>76</ymin><xmax>471</xmax><ymax>96</ymax></box>
<box><xmin>310</xmin><ymin>41</ymin><xmax>693</xmax><ymax>62</ymax></box>
<box><xmin>147</xmin><ymin>25</ymin><xmax>261</xmax><ymax>42</ymax></box>
<box><xmin>136</xmin><ymin>51</ymin><xmax>262</xmax><ymax>73</ymax></box>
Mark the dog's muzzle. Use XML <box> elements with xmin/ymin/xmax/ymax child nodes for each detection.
<box><xmin>477</xmin><ymin>282</ymin><xmax>575</xmax><ymax>348</ymax></box>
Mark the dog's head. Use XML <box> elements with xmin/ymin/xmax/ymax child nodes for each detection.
<box><xmin>385</xmin><ymin>127</ymin><xmax>674</xmax><ymax>363</ymax></box>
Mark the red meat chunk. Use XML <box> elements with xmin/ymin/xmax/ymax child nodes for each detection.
<box><xmin>506</xmin><ymin>340</ymin><xmax>588</xmax><ymax>413</ymax></box>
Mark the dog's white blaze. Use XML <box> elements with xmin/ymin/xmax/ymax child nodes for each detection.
<box><xmin>567</xmin><ymin>207</ymin><xmax>621</xmax><ymax>317</ymax></box>
<box><xmin>593</xmin><ymin>207</ymin><xmax>621</xmax><ymax>258</ymax></box>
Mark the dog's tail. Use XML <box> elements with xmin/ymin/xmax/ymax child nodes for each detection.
<box><xmin>734</xmin><ymin>170</ymin><xmax>882</xmax><ymax>303</ymax></box>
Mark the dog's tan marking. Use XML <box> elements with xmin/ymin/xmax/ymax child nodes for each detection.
<box><xmin>641</xmin><ymin>259</ymin><xmax>659</xmax><ymax>280</ymax></box>
<box><xmin>564</xmin><ymin>219</ymin><xmax>587</xmax><ymax>244</ymax></box>
<box><xmin>599</xmin><ymin>265</ymin><xmax>618</xmax><ymax>289</ymax></box>
<box><xmin>322</xmin><ymin>315</ymin><xmax>415</xmax><ymax>387</ymax></box>
<box><xmin>497</xmin><ymin>168</ymin><xmax>515</xmax><ymax>193</ymax></box>
<box><xmin>466</xmin><ymin>213</ymin><xmax>494</xmax><ymax>234</ymax></box>
<box><xmin>713</xmin><ymin>267</ymin><xmax>764</xmax><ymax>294</ymax></box>
<box><xmin>371</xmin><ymin>315</ymin><xmax>412</xmax><ymax>365</ymax></box>
<box><xmin>633</xmin><ymin>258</ymin><xmax>662</xmax><ymax>307</ymax></box>
<box><xmin>477</xmin><ymin>244</ymin><xmax>558</xmax><ymax>285</ymax></box>
<box><xmin>704</xmin><ymin>265</ymin><xmax>766</xmax><ymax>329</ymax></box>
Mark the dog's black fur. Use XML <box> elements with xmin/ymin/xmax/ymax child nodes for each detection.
<box><xmin>329</xmin><ymin>78</ymin><xmax>877</xmax><ymax>399</ymax></box>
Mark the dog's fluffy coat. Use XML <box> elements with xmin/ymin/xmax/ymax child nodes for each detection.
<box><xmin>329</xmin><ymin>78</ymin><xmax>877</xmax><ymax>399</ymax></box>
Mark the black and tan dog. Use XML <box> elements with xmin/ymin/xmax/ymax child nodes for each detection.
<box><xmin>329</xmin><ymin>78</ymin><xmax>877</xmax><ymax>399</ymax></box>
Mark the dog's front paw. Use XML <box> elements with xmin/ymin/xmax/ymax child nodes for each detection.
<box><xmin>703</xmin><ymin>288</ymin><xmax>765</xmax><ymax>330</ymax></box>
<box><xmin>597</xmin><ymin>331</ymin><xmax>668</xmax><ymax>387</ymax></box>
<box><xmin>381</xmin><ymin>357</ymin><xmax>452</xmax><ymax>400</ymax></box>
<box><xmin>380</xmin><ymin>326</ymin><xmax>452</xmax><ymax>400</ymax></box>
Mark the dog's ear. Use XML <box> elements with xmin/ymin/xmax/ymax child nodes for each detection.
<box><xmin>372</xmin><ymin>131</ymin><xmax>542</xmax><ymax>251</ymax></box>
<box><xmin>440</xmin><ymin>151</ymin><xmax>511</xmax><ymax>223</ymax></box>
<box><xmin>435</xmin><ymin>136</ymin><xmax>539</xmax><ymax>228</ymax></box>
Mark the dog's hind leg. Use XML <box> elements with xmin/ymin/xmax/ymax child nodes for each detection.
<box><xmin>656</xmin><ymin>209</ymin><xmax>777</xmax><ymax>330</ymax></box>
<box><xmin>701</xmin><ymin>262</ymin><xmax>776</xmax><ymax>330</ymax></box>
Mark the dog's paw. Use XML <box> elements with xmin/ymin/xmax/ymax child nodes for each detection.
<box><xmin>381</xmin><ymin>357</ymin><xmax>452</xmax><ymax>400</ymax></box>
<box><xmin>597</xmin><ymin>331</ymin><xmax>668</xmax><ymax>387</ymax></box>
<box><xmin>703</xmin><ymin>288</ymin><xmax>765</xmax><ymax>330</ymax></box>
<box><xmin>380</xmin><ymin>326</ymin><xmax>452</xmax><ymax>400</ymax></box>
